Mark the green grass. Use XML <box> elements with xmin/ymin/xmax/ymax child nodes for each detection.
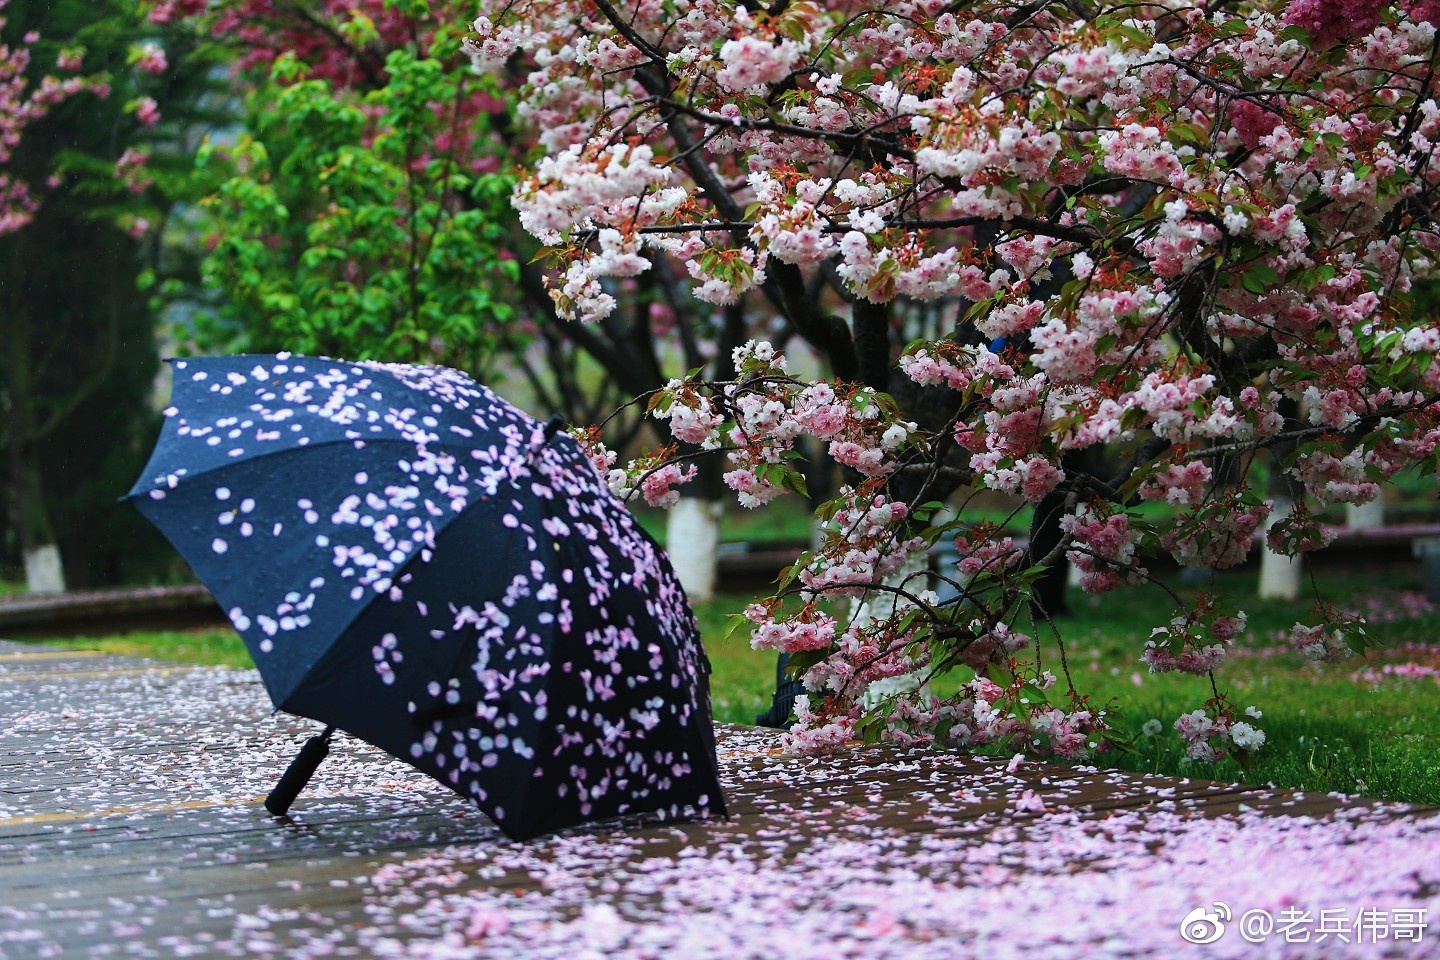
<box><xmin>631</xmin><ymin>498</ymin><xmax>817</xmax><ymax>547</ymax></box>
<box><xmin>25</xmin><ymin>570</ymin><xmax>1440</xmax><ymax>805</ymax></box>
<box><xmin>1054</xmin><ymin>572</ymin><xmax>1440</xmax><ymax>804</ymax></box>
<box><xmin>694</xmin><ymin>594</ymin><xmax>781</xmax><ymax>726</ymax></box>
<box><xmin>697</xmin><ymin>569</ymin><xmax>1440</xmax><ymax>805</ymax></box>
<box><xmin>43</xmin><ymin>629</ymin><xmax>253</xmax><ymax>667</ymax></box>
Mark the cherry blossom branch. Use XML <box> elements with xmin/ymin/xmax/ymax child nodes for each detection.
<box><xmin>575</xmin><ymin>213</ymin><xmax>1115</xmax><ymax>249</ymax></box>
<box><xmin>653</xmin><ymin>95</ymin><xmax>917</xmax><ymax>160</ymax></box>
<box><xmin>588</xmin><ymin>0</ymin><xmax>667</xmax><ymax>65</ymax></box>
<box><xmin>1181</xmin><ymin>398</ymin><xmax>1440</xmax><ymax>463</ymax></box>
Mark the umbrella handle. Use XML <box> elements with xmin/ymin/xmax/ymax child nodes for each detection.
<box><xmin>264</xmin><ymin>725</ymin><xmax>335</xmax><ymax>816</ymax></box>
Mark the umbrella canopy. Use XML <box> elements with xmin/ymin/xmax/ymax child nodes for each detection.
<box><xmin>127</xmin><ymin>354</ymin><xmax>726</xmax><ymax>839</ymax></box>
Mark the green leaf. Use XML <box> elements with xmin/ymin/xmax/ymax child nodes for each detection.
<box><xmin>1168</xmin><ymin>122</ymin><xmax>1206</xmax><ymax>147</ymax></box>
<box><xmin>1242</xmin><ymin>264</ymin><xmax>1280</xmax><ymax>294</ymax></box>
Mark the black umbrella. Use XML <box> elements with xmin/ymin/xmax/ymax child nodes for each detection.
<box><xmin>126</xmin><ymin>354</ymin><xmax>726</xmax><ymax>840</ymax></box>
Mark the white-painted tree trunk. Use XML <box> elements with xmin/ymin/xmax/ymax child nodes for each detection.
<box><xmin>1258</xmin><ymin>497</ymin><xmax>1302</xmax><ymax>601</ymax></box>
<box><xmin>857</xmin><ymin>550</ymin><xmax>933</xmax><ymax>710</ymax></box>
<box><xmin>1346</xmin><ymin>498</ymin><xmax>1384</xmax><ymax>529</ymax></box>
<box><xmin>666</xmin><ymin>496</ymin><xmax>721</xmax><ymax>601</ymax></box>
<box><xmin>24</xmin><ymin>544</ymin><xmax>66</xmax><ymax>595</ymax></box>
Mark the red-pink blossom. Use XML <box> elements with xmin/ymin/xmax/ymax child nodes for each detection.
<box><xmin>1282</xmin><ymin>0</ymin><xmax>1385</xmax><ymax>49</ymax></box>
<box><xmin>135</xmin><ymin>43</ymin><xmax>169</xmax><ymax>75</ymax></box>
<box><xmin>134</xmin><ymin>96</ymin><xmax>160</xmax><ymax>126</ymax></box>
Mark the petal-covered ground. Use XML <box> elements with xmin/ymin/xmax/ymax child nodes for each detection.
<box><xmin>291</xmin><ymin>732</ymin><xmax>1440</xmax><ymax>960</ymax></box>
<box><xmin>1</xmin><ymin>643</ymin><xmax>1435</xmax><ymax>959</ymax></box>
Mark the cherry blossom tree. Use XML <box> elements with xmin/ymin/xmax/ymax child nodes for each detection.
<box><xmin>469</xmin><ymin>0</ymin><xmax>1440</xmax><ymax>759</ymax></box>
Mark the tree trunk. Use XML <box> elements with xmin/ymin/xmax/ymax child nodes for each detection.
<box><xmin>1028</xmin><ymin>487</ymin><xmax>1071</xmax><ymax>617</ymax></box>
<box><xmin>8</xmin><ymin>440</ymin><xmax>66</xmax><ymax>594</ymax></box>
<box><xmin>1346</xmin><ymin>498</ymin><xmax>1384</xmax><ymax>529</ymax></box>
<box><xmin>666</xmin><ymin>496</ymin><xmax>722</xmax><ymax>600</ymax></box>
<box><xmin>1258</xmin><ymin>496</ymin><xmax>1302</xmax><ymax>601</ymax></box>
<box><xmin>856</xmin><ymin>549</ymin><xmax>932</xmax><ymax>709</ymax></box>
<box><xmin>2</xmin><ymin>310</ymin><xmax>67</xmax><ymax>594</ymax></box>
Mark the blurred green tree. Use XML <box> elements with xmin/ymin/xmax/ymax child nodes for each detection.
<box><xmin>183</xmin><ymin>0</ymin><xmax>760</xmax><ymax>597</ymax></box>
<box><xmin>189</xmin><ymin>1</ymin><xmax>527</xmax><ymax>379</ymax></box>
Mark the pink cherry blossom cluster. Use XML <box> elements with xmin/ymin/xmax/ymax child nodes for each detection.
<box><xmin>714</xmin><ymin>524</ymin><xmax>930</xmax><ymax>723</ymax></box>
<box><xmin>1292</xmin><ymin>448</ymin><xmax>1383</xmax><ymax>506</ymax></box>
<box><xmin>1174</xmin><ymin>703</ymin><xmax>1267</xmax><ymax>762</ymax></box>
<box><xmin>779</xmin><ymin>692</ymin><xmax>857</xmax><ymax>755</ymax></box>
<box><xmin>1060</xmin><ymin>507</ymin><xmax>1146</xmax><ymax>594</ymax></box>
<box><xmin>1161</xmin><ymin>497</ymin><xmax>1273</xmax><ymax>570</ymax></box>
<box><xmin>650</xmin><ymin>379</ymin><xmax>724</xmax><ymax>446</ymax></box>
<box><xmin>1143</xmin><ymin>609</ymin><xmax>1249</xmax><ymax>675</ymax></box>
<box><xmin>716</xmin><ymin>26</ymin><xmax>804</xmax><ymax>93</ymax></box>
<box><xmin>649</xmin><ymin>341</ymin><xmax>916</xmax><ymax>509</ymax></box>
<box><xmin>743</xmin><ymin>602</ymin><xmax>839</xmax><ymax>654</ymax></box>
<box><xmin>1029</xmin><ymin>704</ymin><xmax>1099</xmax><ymax>760</ymax></box>
<box><xmin>798</xmin><ymin>616</ymin><xmax>931</xmax><ymax>703</ymax></box>
<box><xmin>798</xmin><ymin>488</ymin><xmax>926</xmax><ymax>600</ymax></box>
<box><xmin>1289</xmin><ymin>620</ymin><xmax>1363</xmax><ymax>662</ymax></box>
<box><xmin>132</xmin><ymin>95</ymin><xmax>161</xmax><ymax>126</ymax></box>
<box><xmin>133</xmin><ymin>41</ymin><xmax>168</xmax><ymax>75</ymax></box>
<box><xmin>1282</xmin><ymin>0</ymin><xmax>1391</xmax><ymax>49</ymax></box>
<box><xmin>952</xmin><ymin>530</ymin><xmax>1023</xmax><ymax>580</ymax></box>
<box><xmin>883</xmin><ymin>674</ymin><xmax>1102</xmax><ymax>761</ymax></box>
<box><xmin>114</xmin><ymin>146</ymin><xmax>154</xmax><ymax>195</ymax></box>
<box><xmin>475</xmin><ymin>0</ymin><xmax>1440</xmax><ymax>755</ymax></box>
<box><xmin>0</xmin><ymin>3</ymin><xmax>104</xmax><ymax>234</ymax></box>
<box><xmin>1138</xmin><ymin>461</ymin><xmax>1213</xmax><ymax>509</ymax></box>
<box><xmin>639</xmin><ymin>463</ymin><xmax>697</xmax><ymax>509</ymax></box>
<box><xmin>569</xmin><ymin>431</ymin><xmax>701</xmax><ymax>508</ymax></box>
<box><xmin>54</xmin><ymin>49</ymin><xmax>88</xmax><ymax>74</ymax></box>
<box><xmin>146</xmin><ymin>0</ymin><xmax>205</xmax><ymax>25</ymax></box>
<box><xmin>898</xmin><ymin>339</ymin><xmax>1013</xmax><ymax>394</ymax></box>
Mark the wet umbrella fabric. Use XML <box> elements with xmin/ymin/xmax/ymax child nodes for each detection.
<box><xmin>126</xmin><ymin>354</ymin><xmax>726</xmax><ymax>840</ymax></box>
